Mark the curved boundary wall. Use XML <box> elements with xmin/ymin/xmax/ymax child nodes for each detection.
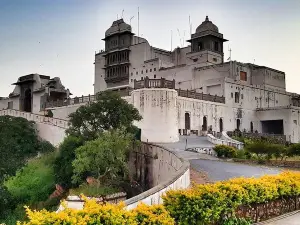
<box><xmin>0</xmin><ymin>109</ymin><xmax>67</xmax><ymax>146</ymax></box>
<box><xmin>125</xmin><ymin>143</ymin><xmax>190</xmax><ymax>210</ymax></box>
<box><xmin>58</xmin><ymin>143</ymin><xmax>190</xmax><ymax>211</ymax></box>
<box><xmin>207</xmin><ymin>132</ymin><xmax>244</xmax><ymax>150</ymax></box>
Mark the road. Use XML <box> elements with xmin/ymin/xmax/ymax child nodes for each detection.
<box><xmin>190</xmin><ymin>159</ymin><xmax>281</xmax><ymax>181</ymax></box>
<box><xmin>159</xmin><ymin>135</ymin><xmax>282</xmax><ymax>181</ymax></box>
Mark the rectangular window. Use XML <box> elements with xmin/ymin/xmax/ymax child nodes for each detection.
<box><xmin>231</xmin><ymin>93</ymin><xmax>233</xmax><ymax>98</ymax></box>
<box><xmin>136</xmin><ymin>71</ymin><xmax>138</xmax><ymax>75</ymax></box>
<box><xmin>235</xmin><ymin>92</ymin><xmax>240</xmax><ymax>103</ymax></box>
<box><xmin>198</xmin><ymin>42</ymin><xmax>203</xmax><ymax>50</ymax></box>
<box><xmin>154</xmin><ymin>68</ymin><xmax>156</xmax><ymax>71</ymax></box>
<box><xmin>240</xmin><ymin>71</ymin><xmax>247</xmax><ymax>81</ymax></box>
<box><xmin>214</xmin><ymin>42</ymin><xmax>219</xmax><ymax>51</ymax></box>
<box><xmin>154</xmin><ymin>75</ymin><xmax>156</xmax><ymax>78</ymax></box>
<box><xmin>8</xmin><ymin>101</ymin><xmax>13</xmax><ymax>109</ymax></box>
<box><xmin>146</xmin><ymin>69</ymin><xmax>148</xmax><ymax>73</ymax></box>
<box><xmin>150</xmin><ymin>69</ymin><xmax>152</xmax><ymax>72</ymax></box>
<box><xmin>141</xmin><ymin>70</ymin><xmax>143</xmax><ymax>74</ymax></box>
<box><xmin>131</xmin><ymin>72</ymin><xmax>133</xmax><ymax>76</ymax></box>
<box><xmin>141</xmin><ymin>77</ymin><xmax>144</xmax><ymax>80</ymax></box>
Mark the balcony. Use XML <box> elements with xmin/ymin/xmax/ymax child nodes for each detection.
<box><xmin>104</xmin><ymin>73</ymin><xmax>129</xmax><ymax>83</ymax></box>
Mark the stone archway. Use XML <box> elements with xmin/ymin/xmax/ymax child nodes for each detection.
<box><xmin>250</xmin><ymin>122</ymin><xmax>254</xmax><ymax>133</ymax></box>
<box><xmin>185</xmin><ymin>112</ymin><xmax>190</xmax><ymax>130</ymax></box>
<box><xmin>237</xmin><ymin>119</ymin><xmax>241</xmax><ymax>131</ymax></box>
<box><xmin>24</xmin><ymin>89</ymin><xmax>32</xmax><ymax>112</ymax></box>
<box><xmin>202</xmin><ymin>116</ymin><xmax>207</xmax><ymax>131</ymax></box>
<box><xmin>219</xmin><ymin>118</ymin><xmax>223</xmax><ymax>132</ymax></box>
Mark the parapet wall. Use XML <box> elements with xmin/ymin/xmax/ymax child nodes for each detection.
<box><xmin>125</xmin><ymin>143</ymin><xmax>190</xmax><ymax>210</ymax></box>
<box><xmin>0</xmin><ymin>109</ymin><xmax>67</xmax><ymax>146</ymax></box>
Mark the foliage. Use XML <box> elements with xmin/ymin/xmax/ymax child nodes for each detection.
<box><xmin>46</xmin><ymin>110</ymin><xmax>53</xmax><ymax>118</ymax></box>
<box><xmin>18</xmin><ymin>198</ymin><xmax>174</xmax><ymax>225</ymax></box>
<box><xmin>54</xmin><ymin>135</ymin><xmax>84</xmax><ymax>188</ymax></box>
<box><xmin>0</xmin><ymin>116</ymin><xmax>41</xmax><ymax>179</ymax></box>
<box><xmin>163</xmin><ymin>171</ymin><xmax>300</xmax><ymax>225</ymax></box>
<box><xmin>4</xmin><ymin>153</ymin><xmax>56</xmax><ymax>205</ymax></box>
<box><xmin>222</xmin><ymin>217</ymin><xmax>252</xmax><ymax>225</ymax></box>
<box><xmin>69</xmin><ymin>183</ymin><xmax>119</xmax><ymax>197</ymax></box>
<box><xmin>0</xmin><ymin>184</ymin><xmax>15</xmax><ymax>219</ymax></box>
<box><xmin>288</xmin><ymin>143</ymin><xmax>300</xmax><ymax>157</ymax></box>
<box><xmin>72</xmin><ymin>129</ymin><xmax>134</xmax><ymax>185</ymax></box>
<box><xmin>66</xmin><ymin>90</ymin><xmax>142</xmax><ymax>140</ymax></box>
<box><xmin>214</xmin><ymin>145</ymin><xmax>237</xmax><ymax>158</ymax></box>
<box><xmin>38</xmin><ymin>140</ymin><xmax>55</xmax><ymax>153</ymax></box>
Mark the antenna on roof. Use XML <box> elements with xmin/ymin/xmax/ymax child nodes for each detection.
<box><xmin>171</xmin><ymin>30</ymin><xmax>173</xmax><ymax>51</ymax></box>
<box><xmin>183</xmin><ymin>30</ymin><xmax>186</xmax><ymax>47</ymax></box>
<box><xmin>117</xmin><ymin>14</ymin><xmax>119</xmax><ymax>20</ymax></box>
<box><xmin>138</xmin><ymin>7</ymin><xmax>140</xmax><ymax>38</ymax></box>
<box><xmin>122</xmin><ymin>9</ymin><xmax>124</xmax><ymax>19</ymax></box>
<box><xmin>189</xmin><ymin>15</ymin><xmax>192</xmax><ymax>37</ymax></box>
<box><xmin>177</xmin><ymin>28</ymin><xmax>181</xmax><ymax>48</ymax></box>
<box><xmin>130</xmin><ymin>16</ymin><xmax>134</xmax><ymax>26</ymax></box>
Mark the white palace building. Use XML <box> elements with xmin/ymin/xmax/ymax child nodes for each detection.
<box><xmin>1</xmin><ymin>16</ymin><xmax>300</xmax><ymax>144</ymax></box>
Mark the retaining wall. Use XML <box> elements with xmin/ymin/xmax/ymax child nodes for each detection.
<box><xmin>0</xmin><ymin>109</ymin><xmax>67</xmax><ymax>146</ymax></box>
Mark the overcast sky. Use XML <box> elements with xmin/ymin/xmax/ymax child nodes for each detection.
<box><xmin>0</xmin><ymin>0</ymin><xmax>299</xmax><ymax>96</ymax></box>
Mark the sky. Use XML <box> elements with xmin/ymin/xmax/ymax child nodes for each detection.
<box><xmin>0</xmin><ymin>0</ymin><xmax>300</xmax><ymax>96</ymax></box>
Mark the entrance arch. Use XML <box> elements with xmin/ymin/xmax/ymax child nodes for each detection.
<box><xmin>236</xmin><ymin>119</ymin><xmax>241</xmax><ymax>131</ymax></box>
<box><xmin>250</xmin><ymin>122</ymin><xmax>254</xmax><ymax>133</ymax></box>
<box><xmin>185</xmin><ymin>112</ymin><xmax>190</xmax><ymax>130</ymax></box>
<box><xmin>202</xmin><ymin>116</ymin><xmax>207</xmax><ymax>131</ymax></box>
<box><xmin>219</xmin><ymin>118</ymin><xmax>223</xmax><ymax>132</ymax></box>
<box><xmin>24</xmin><ymin>89</ymin><xmax>32</xmax><ymax>112</ymax></box>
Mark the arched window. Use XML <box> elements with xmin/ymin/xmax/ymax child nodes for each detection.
<box><xmin>185</xmin><ymin>112</ymin><xmax>190</xmax><ymax>130</ymax></box>
<box><xmin>250</xmin><ymin>122</ymin><xmax>254</xmax><ymax>133</ymax></box>
<box><xmin>237</xmin><ymin>119</ymin><xmax>241</xmax><ymax>131</ymax></box>
<box><xmin>219</xmin><ymin>118</ymin><xmax>223</xmax><ymax>132</ymax></box>
<box><xmin>202</xmin><ymin>116</ymin><xmax>207</xmax><ymax>131</ymax></box>
<box><xmin>24</xmin><ymin>89</ymin><xmax>32</xmax><ymax>113</ymax></box>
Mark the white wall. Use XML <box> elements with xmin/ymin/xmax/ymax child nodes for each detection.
<box><xmin>48</xmin><ymin>103</ymin><xmax>86</xmax><ymax>120</ymax></box>
<box><xmin>132</xmin><ymin>88</ymin><xmax>179</xmax><ymax>143</ymax></box>
<box><xmin>36</xmin><ymin>122</ymin><xmax>66</xmax><ymax>146</ymax></box>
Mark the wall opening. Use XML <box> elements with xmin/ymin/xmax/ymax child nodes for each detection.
<box><xmin>261</xmin><ymin>120</ymin><xmax>284</xmax><ymax>134</ymax></box>
<box><xmin>236</xmin><ymin>119</ymin><xmax>241</xmax><ymax>131</ymax></box>
<box><xmin>185</xmin><ymin>112</ymin><xmax>190</xmax><ymax>130</ymax></box>
<box><xmin>24</xmin><ymin>89</ymin><xmax>32</xmax><ymax>112</ymax></box>
<box><xmin>250</xmin><ymin>122</ymin><xmax>254</xmax><ymax>133</ymax></box>
<box><xmin>219</xmin><ymin>118</ymin><xmax>223</xmax><ymax>132</ymax></box>
<box><xmin>202</xmin><ymin>116</ymin><xmax>207</xmax><ymax>131</ymax></box>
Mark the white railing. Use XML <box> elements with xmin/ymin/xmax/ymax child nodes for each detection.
<box><xmin>0</xmin><ymin>109</ymin><xmax>69</xmax><ymax>129</ymax></box>
<box><xmin>207</xmin><ymin>133</ymin><xmax>244</xmax><ymax>150</ymax></box>
<box><xmin>221</xmin><ymin>131</ymin><xmax>244</xmax><ymax>150</ymax></box>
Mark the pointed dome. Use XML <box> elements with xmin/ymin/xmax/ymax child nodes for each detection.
<box><xmin>195</xmin><ymin>16</ymin><xmax>219</xmax><ymax>33</ymax></box>
<box><xmin>105</xmin><ymin>19</ymin><xmax>132</xmax><ymax>37</ymax></box>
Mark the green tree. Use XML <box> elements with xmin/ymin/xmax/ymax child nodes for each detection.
<box><xmin>4</xmin><ymin>153</ymin><xmax>56</xmax><ymax>205</ymax></box>
<box><xmin>66</xmin><ymin>91</ymin><xmax>142</xmax><ymax>140</ymax></box>
<box><xmin>54</xmin><ymin>136</ymin><xmax>84</xmax><ymax>188</ymax></box>
<box><xmin>72</xmin><ymin>129</ymin><xmax>133</xmax><ymax>185</ymax></box>
<box><xmin>288</xmin><ymin>143</ymin><xmax>300</xmax><ymax>157</ymax></box>
<box><xmin>0</xmin><ymin>116</ymin><xmax>41</xmax><ymax>179</ymax></box>
<box><xmin>0</xmin><ymin>184</ymin><xmax>15</xmax><ymax>219</ymax></box>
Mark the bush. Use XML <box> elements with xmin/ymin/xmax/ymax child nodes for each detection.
<box><xmin>18</xmin><ymin>198</ymin><xmax>174</xmax><ymax>225</ymax></box>
<box><xmin>222</xmin><ymin>217</ymin><xmax>252</xmax><ymax>225</ymax></box>
<box><xmin>54</xmin><ymin>135</ymin><xmax>84</xmax><ymax>188</ymax></box>
<box><xmin>69</xmin><ymin>183</ymin><xmax>119</xmax><ymax>197</ymax></box>
<box><xmin>0</xmin><ymin>184</ymin><xmax>15</xmax><ymax>219</ymax></box>
<box><xmin>38</xmin><ymin>140</ymin><xmax>55</xmax><ymax>153</ymax></box>
<box><xmin>163</xmin><ymin>171</ymin><xmax>300</xmax><ymax>224</ymax></box>
<box><xmin>214</xmin><ymin>145</ymin><xmax>237</xmax><ymax>158</ymax></box>
<box><xmin>72</xmin><ymin>129</ymin><xmax>134</xmax><ymax>185</ymax></box>
<box><xmin>288</xmin><ymin>143</ymin><xmax>300</xmax><ymax>157</ymax></box>
<box><xmin>4</xmin><ymin>153</ymin><xmax>56</xmax><ymax>205</ymax></box>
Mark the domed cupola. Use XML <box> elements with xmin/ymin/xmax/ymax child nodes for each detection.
<box><xmin>187</xmin><ymin>16</ymin><xmax>228</xmax><ymax>64</ymax></box>
<box><xmin>195</xmin><ymin>16</ymin><xmax>219</xmax><ymax>33</ymax></box>
<box><xmin>105</xmin><ymin>19</ymin><xmax>132</xmax><ymax>38</ymax></box>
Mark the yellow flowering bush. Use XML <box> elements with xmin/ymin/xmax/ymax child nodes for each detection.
<box><xmin>17</xmin><ymin>172</ymin><xmax>300</xmax><ymax>225</ymax></box>
<box><xmin>18</xmin><ymin>197</ymin><xmax>174</xmax><ymax>225</ymax></box>
<box><xmin>163</xmin><ymin>171</ymin><xmax>300</xmax><ymax>225</ymax></box>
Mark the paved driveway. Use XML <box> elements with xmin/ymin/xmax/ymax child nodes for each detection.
<box><xmin>190</xmin><ymin>159</ymin><xmax>282</xmax><ymax>181</ymax></box>
<box><xmin>158</xmin><ymin>135</ymin><xmax>282</xmax><ymax>181</ymax></box>
<box><xmin>256</xmin><ymin>211</ymin><xmax>300</xmax><ymax>225</ymax></box>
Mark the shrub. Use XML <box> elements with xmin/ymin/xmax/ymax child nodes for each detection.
<box><xmin>72</xmin><ymin>129</ymin><xmax>134</xmax><ymax>185</ymax></box>
<box><xmin>18</xmin><ymin>198</ymin><xmax>174</xmax><ymax>225</ymax></box>
<box><xmin>222</xmin><ymin>217</ymin><xmax>252</xmax><ymax>225</ymax></box>
<box><xmin>214</xmin><ymin>145</ymin><xmax>237</xmax><ymax>158</ymax></box>
<box><xmin>163</xmin><ymin>171</ymin><xmax>300</xmax><ymax>225</ymax></box>
<box><xmin>54</xmin><ymin>135</ymin><xmax>84</xmax><ymax>188</ymax></box>
<box><xmin>288</xmin><ymin>143</ymin><xmax>300</xmax><ymax>157</ymax></box>
<box><xmin>38</xmin><ymin>140</ymin><xmax>55</xmax><ymax>153</ymax></box>
<box><xmin>69</xmin><ymin>183</ymin><xmax>119</xmax><ymax>197</ymax></box>
<box><xmin>4</xmin><ymin>153</ymin><xmax>56</xmax><ymax>205</ymax></box>
<box><xmin>0</xmin><ymin>184</ymin><xmax>15</xmax><ymax>219</ymax></box>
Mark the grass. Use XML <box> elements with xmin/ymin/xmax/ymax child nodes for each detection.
<box><xmin>69</xmin><ymin>183</ymin><xmax>119</xmax><ymax>197</ymax></box>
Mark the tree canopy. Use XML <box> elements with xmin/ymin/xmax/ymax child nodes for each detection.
<box><xmin>0</xmin><ymin>116</ymin><xmax>49</xmax><ymax>179</ymax></box>
<box><xmin>72</xmin><ymin>129</ymin><xmax>133</xmax><ymax>185</ymax></box>
<box><xmin>66</xmin><ymin>91</ymin><xmax>142</xmax><ymax>140</ymax></box>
